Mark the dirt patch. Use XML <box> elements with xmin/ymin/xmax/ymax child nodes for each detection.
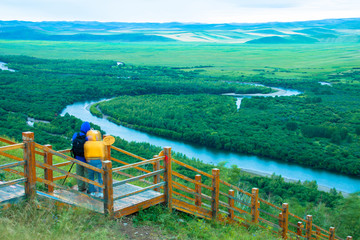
<box><xmin>114</xmin><ymin>215</ymin><xmax>169</xmax><ymax>240</ymax></box>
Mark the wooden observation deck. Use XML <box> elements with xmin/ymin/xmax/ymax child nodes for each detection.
<box><xmin>0</xmin><ymin>132</ymin><xmax>353</xmax><ymax>240</ymax></box>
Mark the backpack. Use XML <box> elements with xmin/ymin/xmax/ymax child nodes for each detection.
<box><xmin>71</xmin><ymin>133</ymin><xmax>87</xmax><ymax>157</ymax></box>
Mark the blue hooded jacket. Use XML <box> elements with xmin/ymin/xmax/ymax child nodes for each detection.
<box><xmin>72</xmin><ymin>121</ymin><xmax>91</xmax><ymax>162</ymax></box>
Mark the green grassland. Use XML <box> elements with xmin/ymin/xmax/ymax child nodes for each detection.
<box><xmin>1</xmin><ymin>36</ymin><xmax>360</xmax><ymax>239</ymax></box>
<box><xmin>0</xmin><ymin>201</ymin><xmax>281</xmax><ymax>240</ymax></box>
<box><xmin>1</xmin><ymin>40</ymin><xmax>360</xmax><ymax>79</ymax></box>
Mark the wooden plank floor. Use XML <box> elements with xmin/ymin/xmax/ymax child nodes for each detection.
<box><xmin>0</xmin><ymin>181</ymin><xmax>25</xmax><ymax>208</ymax></box>
<box><xmin>0</xmin><ymin>181</ymin><xmax>164</xmax><ymax>216</ymax></box>
<box><xmin>43</xmin><ymin>183</ymin><xmax>163</xmax><ymax>214</ymax></box>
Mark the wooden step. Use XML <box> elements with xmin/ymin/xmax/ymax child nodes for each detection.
<box><xmin>40</xmin><ymin>183</ymin><xmax>164</xmax><ymax>216</ymax></box>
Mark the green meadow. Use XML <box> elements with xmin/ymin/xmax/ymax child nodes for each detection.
<box><xmin>1</xmin><ymin>39</ymin><xmax>360</xmax><ymax>238</ymax></box>
<box><xmin>1</xmin><ymin>40</ymin><xmax>360</xmax><ymax>79</ymax></box>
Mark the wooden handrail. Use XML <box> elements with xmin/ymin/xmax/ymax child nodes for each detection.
<box><xmin>35</xmin><ymin>160</ymin><xmax>104</xmax><ymax>189</ymax></box>
<box><xmin>114</xmin><ymin>171</ymin><xmax>153</xmax><ymax>185</ymax></box>
<box><xmin>111</xmin><ymin>145</ymin><xmax>147</xmax><ymax>162</ymax></box>
<box><xmin>172</xmin><ymin>158</ymin><xmax>214</xmax><ymax>179</ymax></box>
<box><xmin>36</xmin><ymin>143</ymin><xmax>104</xmax><ymax>174</ymax></box>
<box><xmin>172</xmin><ymin>171</ymin><xmax>213</xmax><ymax>191</ymax></box>
<box><xmin>53</xmin><ymin>175</ymin><xmax>67</xmax><ymax>181</ymax></box>
<box><xmin>259</xmin><ymin>197</ymin><xmax>283</xmax><ymax>211</ymax></box>
<box><xmin>0</xmin><ymin>143</ymin><xmax>24</xmax><ymax>152</ymax></box>
<box><xmin>0</xmin><ymin>151</ymin><xmax>22</xmax><ymax>161</ymax></box>
<box><xmin>0</xmin><ymin>178</ymin><xmax>26</xmax><ymax>188</ymax></box>
<box><xmin>220</xmin><ymin>189</ymin><xmax>252</xmax><ymax>208</ymax></box>
<box><xmin>2</xmin><ymin>168</ymin><xmax>24</xmax><ymax>177</ymax></box>
<box><xmin>111</xmin><ymin>157</ymin><xmax>151</xmax><ymax>173</ymax></box>
<box><xmin>113</xmin><ymin>169</ymin><xmax>165</xmax><ymax>187</ymax></box>
<box><xmin>113</xmin><ymin>182</ymin><xmax>165</xmax><ymax>201</ymax></box>
<box><xmin>112</xmin><ymin>156</ymin><xmax>163</xmax><ymax>172</ymax></box>
<box><xmin>258</xmin><ymin>208</ymin><xmax>280</xmax><ymax>220</ymax></box>
<box><xmin>259</xmin><ymin>217</ymin><xmax>282</xmax><ymax>230</ymax></box>
<box><xmin>173</xmin><ymin>181</ymin><xmax>212</xmax><ymax>202</ymax></box>
<box><xmin>312</xmin><ymin>224</ymin><xmax>331</xmax><ymax>235</ymax></box>
<box><xmin>58</xmin><ymin>149</ymin><xmax>71</xmax><ymax>154</ymax></box>
<box><xmin>219</xmin><ymin>178</ymin><xmax>252</xmax><ymax>197</ymax></box>
<box><xmin>173</xmin><ymin>180</ymin><xmax>196</xmax><ymax>194</ymax></box>
<box><xmin>0</xmin><ymin>160</ymin><xmax>25</xmax><ymax>170</ymax></box>
<box><xmin>173</xmin><ymin>189</ymin><xmax>196</xmax><ymax>202</ymax></box>
<box><xmin>36</xmin><ymin>177</ymin><xmax>104</xmax><ymax>202</ymax></box>
<box><xmin>53</xmin><ymin>161</ymin><xmax>72</xmax><ymax>167</ymax></box>
<box><xmin>0</xmin><ymin>137</ymin><xmax>16</xmax><ymax>145</ymax></box>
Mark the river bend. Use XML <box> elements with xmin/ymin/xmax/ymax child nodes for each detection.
<box><xmin>61</xmin><ymin>98</ymin><xmax>360</xmax><ymax>193</ymax></box>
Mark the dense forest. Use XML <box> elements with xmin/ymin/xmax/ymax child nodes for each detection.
<box><xmin>0</xmin><ymin>55</ymin><xmax>270</xmax><ymax>145</ymax></box>
<box><xmin>96</xmin><ymin>89</ymin><xmax>360</xmax><ymax>176</ymax></box>
<box><xmin>0</xmin><ymin>54</ymin><xmax>360</xmax><ymax>238</ymax></box>
<box><xmin>1</xmin><ymin>54</ymin><xmax>360</xmax><ymax>176</ymax></box>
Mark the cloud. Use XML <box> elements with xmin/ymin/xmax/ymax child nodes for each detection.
<box><xmin>0</xmin><ymin>0</ymin><xmax>359</xmax><ymax>23</ymax></box>
<box><xmin>230</xmin><ymin>0</ymin><xmax>301</xmax><ymax>8</ymax></box>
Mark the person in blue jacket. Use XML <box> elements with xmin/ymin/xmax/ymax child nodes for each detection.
<box><xmin>72</xmin><ymin>121</ymin><xmax>91</xmax><ymax>192</ymax></box>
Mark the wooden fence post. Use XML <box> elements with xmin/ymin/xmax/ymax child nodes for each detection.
<box><xmin>103</xmin><ymin>160</ymin><xmax>114</xmax><ymax>218</ymax></box>
<box><xmin>164</xmin><ymin>147</ymin><xmax>173</xmax><ymax>212</ymax></box>
<box><xmin>279</xmin><ymin>212</ymin><xmax>283</xmax><ymax>229</ymax></box>
<box><xmin>103</xmin><ymin>135</ymin><xmax>111</xmax><ymax>160</ymax></box>
<box><xmin>23</xmin><ymin>132</ymin><xmax>36</xmax><ymax>200</ymax></box>
<box><xmin>103</xmin><ymin>134</ymin><xmax>112</xmax><ymax>162</ymax></box>
<box><xmin>251</xmin><ymin>188</ymin><xmax>259</xmax><ymax>223</ymax></box>
<box><xmin>329</xmin><ymin>227</ymin><xmax>335</xmax><ymax>240</ymax></box>
<box><xmin>44</xmin><ymin>144</ymin><xmax>53</xmax><ymax>193</ymax></box>
<box><xmin>297</xmin><ymin>222</ymin><xmax>303</xmax><ymax>239</ymax></box>
<box><xmin>153</xmin><ymin>155</ymin><xmax>160</xmax><ymax>192</ymax></box>
<box><xmin>195</xmin><ymin>174</ymin><xmax>202</xmax><ymax>207</ymax></box>
<box><xmin>211</xmin><ymin>168</ymin><xmax>220</xmax><ymax>220</ymax></box>
<box><xmin>228</xmin><ymin>189</ymin><xmax>235</xmax><ymax>220</ymax></box>
<box><xmin>306</xmin><ymin>215</ymin><xmax>313</xmax><ymax>240</ymax></box>
<box><xmin>282</xmin><ymin>203</ymin><xmax>289</xmax><ymax>239</ymax></box>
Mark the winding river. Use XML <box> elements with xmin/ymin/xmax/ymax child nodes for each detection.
<box><xmin>60</xmin><ymin>89</ymin><xmax>360</xmax><ymax>194</ymax></box>
<box><xmin>0</xmin><ymin>62</ymin><xmax>16</xmax><ymax>72</ymax></box>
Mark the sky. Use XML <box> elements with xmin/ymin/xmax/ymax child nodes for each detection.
<box><xmin>0</xmin><ymin>0</ymin><xmax>359</xmax><ymax>23</ymax></box>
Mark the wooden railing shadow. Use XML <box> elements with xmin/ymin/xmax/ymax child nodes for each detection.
<box><xmin>0</xmin><ymin>132</ymin><xmax>354</xmax><ymax>240</ymax></box>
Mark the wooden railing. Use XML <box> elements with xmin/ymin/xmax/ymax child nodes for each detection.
<box><xmin>0</xmin><ymin>133</ymin><xmax>354</xmax><ymax>240</ymax></box>
<box><xmin>166</xmin><ymin>155</ymin><xmax>353</xmax><ymax>240</ymax></box>
<box><xmin>0</xmin><ymin>136</ymin><xmax>27</xmax><ymax>197</ymax></box>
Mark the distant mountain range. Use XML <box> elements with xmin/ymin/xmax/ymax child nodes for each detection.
<box><xmin>0</xmin><ymin>18</ymin><xmax>359</xmax><ymax>43</ymax></box>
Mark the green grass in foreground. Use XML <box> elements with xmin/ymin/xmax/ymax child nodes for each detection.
<box><xmin>0</xmin><ymin>200</ymin><xmax>125</xmax><ymax>240</ymax></box>
<box><xmin>1</xmin><ymin>40</ymin><xmax>360</xmax><ymax>79</ymax></box>
<box><xmin>0</xmin><ymin>200</ymin><xmax>280</xmax><ymax>240</ymax></box>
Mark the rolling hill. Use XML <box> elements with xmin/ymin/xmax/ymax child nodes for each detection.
<box><xmin>0</xmin><ymin>18</ymin><xmax>359</xmax><ymax>43</ymax></box>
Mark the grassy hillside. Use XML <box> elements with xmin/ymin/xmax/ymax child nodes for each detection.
<box><xmin>246</xmin><ymin>35</ymin><xmax>319</xmax><ymax>44</ymax></box>
<box><xmin>1</xmin><ymin>40</ymin><xmax>360</xmax><ymax>78</ymax></box>
<box><xmin>0</xmin><ymin>27</ymin><xmax>176</xmax><ymax>42</ymax></box>
<box><xmin>0</xmin><ymin>201</ymin><xmax>280</xmax><ymax>240</ymax></box>
<box><xmin>0</xmin><ymin>19</ymin><xmax>359</xmax><ymax>43</ymax></box>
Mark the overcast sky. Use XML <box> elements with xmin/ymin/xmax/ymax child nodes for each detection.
<box><xmin>0</xmin><ymin>0</ymin><xmax>359</xmax><ymax>23</ymax></box>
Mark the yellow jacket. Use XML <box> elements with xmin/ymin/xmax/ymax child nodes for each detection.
<box><xmin>84</xmin><ymin>130</ymin><xmax>105</xmax><ymax>161</ymax></box>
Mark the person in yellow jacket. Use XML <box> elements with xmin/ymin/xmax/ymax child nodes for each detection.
<box><xmin>84</xmin><ymin>129</ymin><xmax>105</xmax><ymax>198</ymax></box>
